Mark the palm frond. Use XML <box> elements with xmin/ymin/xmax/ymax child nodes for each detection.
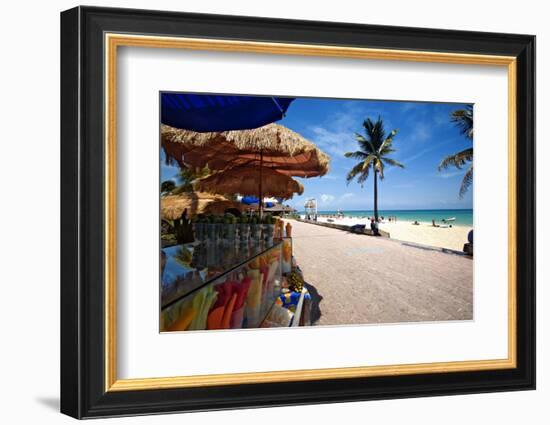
<box><xmin>362</xmin><ymin>118</ymin><xmax>384</xmax><ymax>149</ymax></box>
<box><xmin>344</xmin><ymin>150</ymin><xmax>368</xmax><ymax>160</ymax></box>
<box><xmin>346</xmin><ymin>161</ymin><xmax>369</xmax><ymax>184</ymax></box>
<box><xmin>383</xmin><ymin>157</ymin><xmax>405</xmax><ymax>168</ymax></box>
<box><xmin>362</xmin><ymin>154</ymin><xmax>377</xmax><ymax>170</ymax></box>
<box><xmin>354</xmin><ymin>133</ymin><xmax>367</xmax><ymax>143</ymax></box>
<box><xmin>459</xmin><ymin>164</ymin><xmax>473</xmax><ymax>198</ymax></box>
<box><xmin>363</xmin><ymin>118</ymin><xmax>375</xmax><ymax>137</ymax></box>
<box><xmin>450</xmin><ymin>106</ymin><xmax>474</xmax><ymax>139</ymax></box>
<box><xmin>355</xmin><ymin>132</ymin><xmax>375</xmax><ymax>154</ymax></box>
<box><xmin>438</xmin><ymin>147</ymin><xmax>473</xmax><ymax>171</ymax></box>
<box><xmin>379</xmin><ymin>129</ymin><xmax>398</xmax><ymax>154</ymax></box>
<box><xmin>375</xmin><ymin>159</ymin><xmax>385</xmax><ymax>180</ymax></box>
<box><xmin>374</xmin><ymin>116</ymin><xmax>385</xmax><ymax>136</ymax></box>
<box><xmin>347</xmin><ymin>117</ymin><xmax>402</xmax><ymax>187</ymax></box>
<box><xmin>357</xmin><ymin>168</ymin><xmax>370</xmax><ymax>185</ymax></box>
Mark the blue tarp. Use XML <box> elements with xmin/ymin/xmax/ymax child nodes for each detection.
<box><xmin>161</xmin><ymin>94</ymin><xmax>295</xmax><ymax>132</ymax></box>
<box><xmin>241</xmin><ymin>196</ymin><xmax>259</xmax><ymax>205</ymax></box>
<box><xmin>240</xmin><ymin>196</ymin><xmax>274</xmax><ymax>208</ymax></box>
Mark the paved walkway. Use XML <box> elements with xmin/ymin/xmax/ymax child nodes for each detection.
<box><xmin>288</xmin><ymin>220</ymin><xmax>473</xmax><ymax>326</ymax></box>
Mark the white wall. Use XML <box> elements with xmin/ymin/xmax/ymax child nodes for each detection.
<box><xmin>0</xmin><ymin>1</ymin><xmax>546</xmax><ymax>424</ymax></box>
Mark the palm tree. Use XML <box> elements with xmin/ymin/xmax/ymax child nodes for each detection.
<box><xmin>172</xmin><ymin>166</ymin><xmax>210</xmax><ymax>194</ymax></box>
<box><xmin>345</xmin><ymin>117</ymin><xmax>404</xmax><ymax>222</ymax></box>
<box><xmin>438</xmin><ymin>105</ymin><xmax>473</xmax><ymax>198</ymax></box>
<box><xmin>161</xmin><ymin>180</ymin><xmax>176</xmax><ymax>194</ymax></box>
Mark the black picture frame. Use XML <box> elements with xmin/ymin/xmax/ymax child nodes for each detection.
<box><xmin>61</xmin><ymin>5</ymin><xmax>535</xmax><ymax>419</ymax></box>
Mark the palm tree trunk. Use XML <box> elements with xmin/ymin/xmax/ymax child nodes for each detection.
<box><xmin>373</xmin><ymin>169</ymin><xmax>379</xmax><ymax>222</ymax></box>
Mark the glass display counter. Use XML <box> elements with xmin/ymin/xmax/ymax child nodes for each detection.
<box><xmin>161</xmin><ymin>237</ymin><xmax>292</xmax><ymax>332</ymax></box>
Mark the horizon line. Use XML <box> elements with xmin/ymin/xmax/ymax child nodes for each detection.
<box><xmin>296</xmin><ymin>208</ymin><xmax>473</xmax><ymax>212</ymax></box>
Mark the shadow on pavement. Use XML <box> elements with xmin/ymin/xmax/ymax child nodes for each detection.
<box><xmin>304</xmin><ymin>282</ymin><xmax>323</xmax><ymax>325</ymax></box>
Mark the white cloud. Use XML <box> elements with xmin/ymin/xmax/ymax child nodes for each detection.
<box><xmin>411</xmin><ymin>123</ymin><xmax>431</xmax><ymax>142</ymax></box>
<box><xmin>320</xmin><ymin>173</ymin><xmax>341</xmax><ymax>180</ymax></box>
<box><xmin>309</xmin><ymin>125</ymin><xmax>357</xmax><ymax>158</ymax></box>
<box><xmin>320</xmin><ymin>194</ymin><xmax>335</xmax><ymax>204</ymax></box>
<box><xmin>339</xmin><ymin>192</ymin><xmax>354</xmax><ymax>200</ymax></box>
<box><xmin>306</xmin><ymin>102</ymin><xmax>377</xmax><ymax>159</ymax></box>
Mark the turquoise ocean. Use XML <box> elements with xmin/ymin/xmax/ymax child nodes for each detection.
<box><xmin>301</xmin><ymin>209</ymin><xmax>473</xmax><ymax>227</ymax></box>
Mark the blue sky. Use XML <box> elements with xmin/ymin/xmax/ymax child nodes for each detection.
<box><xmin>161</xmin><ymin>97</ymin><xmax>473</xmax><ymax>211</ymax></box>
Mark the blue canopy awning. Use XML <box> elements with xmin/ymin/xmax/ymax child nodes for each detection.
<box><xmin>241</xmin><ymin>195</ymin><xmax>259</xmax><ymax>205</ymax></box>
<box><xmin>161</xmin><ymin>94</ymin><xmax>295</xmax><ymax>132</ymax></box>
<box><xmin>240</xmin><ymin>196</ymin><xmax>274</xmax><ymax>209</ymax></box>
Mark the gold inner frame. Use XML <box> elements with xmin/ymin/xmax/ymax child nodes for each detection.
<box><xmin>104</xmin><ymin>33</ymin><xmax>517</xmax><ymax>392</ymax></box>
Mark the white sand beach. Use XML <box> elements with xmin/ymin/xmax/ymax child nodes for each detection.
<box><xmin>379</xmin><ymin>221</ymin><xmax>471</xmax><ymax>251</ymax></box>
<box><xmin>310</xmin><ymin>216</ymin><xmax>471</xmax><ymax>251</ymax></box>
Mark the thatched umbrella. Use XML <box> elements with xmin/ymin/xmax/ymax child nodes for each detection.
<box><xmin>162</xmin><ymin>123</ymin><xmax>328</xmax><ymax>214</ymax></box>
<box><xmin>161</xmin><ymin>123</ymin><xmax>330</xmax><ymax>178</ymax></box>
<box><xmin>194</xmin><ymin>167</ymin><xmax>304</xmax><ymax>200</ymax></box>
<box><xmin>160</xmin><ymin>192</ymin><xmax>244</xmax><ymax>220</ymax></box>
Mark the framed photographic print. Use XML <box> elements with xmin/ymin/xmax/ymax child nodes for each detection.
<box><xmin>60</xmin><ymin>6</ymin><xmax>536</xmax><ymax>419</ymax></box>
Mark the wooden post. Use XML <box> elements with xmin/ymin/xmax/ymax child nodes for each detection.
<box><xmin>259</xmin><ymin>149</ymin><xmax>264</xmax><ymax>218</ymax></box>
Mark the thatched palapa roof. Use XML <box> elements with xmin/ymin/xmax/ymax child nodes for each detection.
<box><xmin>160</xmin><ymin>192</ymin><xmax>244</xmax><ymax>220</ymax></box>
<box><xmin>161</xmin><ymin>123</ymin><xmax>330</xmax><ymax>178</ymax></box>
<box><xmin>194</xmin><ymin>167</ymin><xmax>304</xmax><ymax>200</ymax></box>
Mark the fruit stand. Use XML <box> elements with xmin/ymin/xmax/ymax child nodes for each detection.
<box><xmin>160</xmin><ymin>217</ymin><xmax>311</xmax><ymax>332</ymax></box>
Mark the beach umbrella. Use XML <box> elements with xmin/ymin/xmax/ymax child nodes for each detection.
<box><xmin>162</xmin><ymin>123</ymin><xmax>328</xmax><ymax>215</ymax></box>
<box><xmin>161</xmin><ymin>123</ymin><xmax>330</xmax><ymax>178</ymax></box>
<box><xmin>194</xmin><ymin>167</ymin><xmax>304</xmax><ymax>201</ymax></box>
<box><xmin>160</xmin><ymin>192</ymin><xmax>245</xmax><ymax>220</ymax></box>
<box><xmin>161</xmin><ymin>94</ymin><xmax>295</xmax><ymax>132</ymax></box>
